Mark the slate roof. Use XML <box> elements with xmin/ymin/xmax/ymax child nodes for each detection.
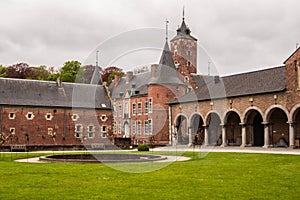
<box><xmin>150</xmin><ymin>41</ymin><xmax>185</xmax><ymax>85</ymax></box>
<box><xmin>111</xmin><ymin>41</ymin><xmax>185</xmax><ymax>99</ymax></box>
<box><xmin>168</xmin><ymin>66</ymin><xmax>286</xmax><ymax>104</ymax></box>
<box><xmin>171</xmin><ymin>18</ymin><xmax>197</xmax><ymax>41</ymax></box>
<box><xmin>0</xmin><ymin>78</ymin><xmax>111</xmax><ymax>109</ymax></box>
<box><xmin>110</xmin><ymin>72</ymin><xmax>151</xmax><ymax>99</ymax></box>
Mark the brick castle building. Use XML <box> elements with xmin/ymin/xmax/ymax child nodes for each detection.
<box><xmin>1</xmin><ymin>15</ymin><xmax>300</xmax><ymax>150</ymax></box>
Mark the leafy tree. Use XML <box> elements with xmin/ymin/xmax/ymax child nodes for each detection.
<box><xmin>60</xmin><ymin>60</ymin><xmax>82</xmax><ymax>82</ymax></box>
<box><xmin>6</xmin><ymin>63</ymin><xmax>32</xmax><ymax>79</ymax></box>
<box><xmin>101</xmin><ymin>66</ymin><xmax>124</xmax><ymax>85</ymax></box>
<box><xmin>27</xmin><ymin>65</ymin><xmax>50</xmax><ymax>80</ymax></box>
<box><xmin>0</xmin><ymin>65</ymin><xmax>7</xmax><ymax>77</ymax></box>
<box><xmin>48</xmin><ymin>73</ymin><xmax>60</xmax><ymax>81</ymax></box>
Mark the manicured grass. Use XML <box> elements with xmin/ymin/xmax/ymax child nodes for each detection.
<box><xmin>0</xmin><ymin>151</ymin><xmax>300</xmax><ymax>199</ymax></box>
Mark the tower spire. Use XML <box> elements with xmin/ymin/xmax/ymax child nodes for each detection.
<box><xmin>183</xmin><ymin>6</ymin><xmax>185</xmax><ymax>21</ymax></box>
<box><xmin>165</xmin><ymin>19</ymin><xmax>169</xmax><ymax>42</ymax></box>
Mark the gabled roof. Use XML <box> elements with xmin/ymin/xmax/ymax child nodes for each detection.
<box><xmin>0</xmin><ymin>78</ymin><xmax>111</xmax><ymax>109</ymax></box>
<box><xmin>284</xmin><ymin>47</ymin><xmax>300</xmax><ymax>64</ymax></box>
<box><xmin>168</xmin><ymin>66</ymin><xmax>286</xmax><ymax>104</ymax></box>
<box><xmin>150</xmin><ymin>41</ymin><xmax>185</xmax><ymax>85</ymax></box>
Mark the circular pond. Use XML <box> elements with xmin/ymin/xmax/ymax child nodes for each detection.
<box><xmin>39</xmin><ymin>154</ymin><xmax>167</xmax><ymax>163</ymax></box>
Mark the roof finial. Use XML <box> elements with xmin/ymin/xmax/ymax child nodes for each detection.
<box><xmin>96</xmin><ymin>50</ymin><xmax>99</xmax><ymax>67</ymax></box>
<box><xmin>183</xmin><ymin>5</ymin><xmax>185</xmax><ymax>21</ymax></box>
<box><xmin>165</xmin><ymin>19</ymin><xmax>169</xmax><ymax>42</ymax></box>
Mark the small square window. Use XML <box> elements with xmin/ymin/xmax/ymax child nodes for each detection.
<box><xmin>101</xmin><ymin>115</ymin><xmax>107</xmax><ymax>122</ymax></box>
<box><xmin>9</xmin><ymin>113</ymin><xmax>15</xmax><ymax>119</ymax></box>
<box><xmin>10</xmin><ymin>128</ymin><xmax>15</xmax><ymax>135</ymax></box>
<box><xmin>26</xmin><ymin>112</ymin><xmax>35</xmax><ymax>120</ymax></box>
<box><xmin>45</xmin><ymin>113</ymin><xmax>53</xmax><ymax>121</ymax></box>
<box><xmin>72</xmin><ymin>114</ymin><xmax>79</xmax><ymax>121</ymax></box>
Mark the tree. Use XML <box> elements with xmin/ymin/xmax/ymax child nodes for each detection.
<box><xmin>101</xmin><ymin>66</ymin><xmax>124</xmax><ymax>85</ymax></box>
<box><xmin>6</xmin><ymin>63</ymin><xmax>32</xmax><ymax>79</ymax></box>
<box><xmin>27</xmin><ymin>65</ymin><xmax>50</xmax><ymax>80</ymax></box>
<box><xmin>0</xmin><ymin>65</ymin><xmax>7</xmax><ymax>77</ymax></box>
<box><xmin>60</xmin><ymin>60</ymin><xmax>82</xmax><ymax>82</ymax></box>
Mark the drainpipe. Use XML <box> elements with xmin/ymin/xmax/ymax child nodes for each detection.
<box><xmin>168</xmin><ymin>105</ymin><xmax>172</xmax><ymax>145</ymax></box>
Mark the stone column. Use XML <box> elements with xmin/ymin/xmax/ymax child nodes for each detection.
<box><xmin>221</xmin><ymin>125</ymin><xmax>227</xmax><ymax>147</ymax></box>
<box><xmin>262</xmin><ymin>122</ymin><xmax>270</xmax><ymax>148</ymax></box>
<box><xmin>204</xmin><ymin>126</ymin><xmax>209</xmax><ymax>146</ymax></box>
<box><xmin>240</xmin><ymin>123</ymin><xmax>246</xmax><ymax>148</ymax></box>
<box><xmin>288</xmin><ymin>121</ymin><xmax>295</xmax><ymax>148</ymax></box>
<box><xmin>188</xmin><ymin>127</ymin><xmax>193</xmax><ymax>146</ymax></box>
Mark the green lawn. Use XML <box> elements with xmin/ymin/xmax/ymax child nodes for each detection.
<box><xmin>0</xmin><ymin>151</ymin><xmax>300</xmax><ymax>199</ymax></box>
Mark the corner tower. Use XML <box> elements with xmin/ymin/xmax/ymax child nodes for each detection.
<box><xmin>170</xmin><ymin>13</ymin><xmax>197</xmax><ymax>82</ymax></box>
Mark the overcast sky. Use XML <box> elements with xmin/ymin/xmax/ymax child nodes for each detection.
<box><xmin>0</xmin><ymin>0</ymin><xmax>299</xmax><ymax>75</ymax></box>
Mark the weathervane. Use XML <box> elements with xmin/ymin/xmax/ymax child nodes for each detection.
<box><xmin>166</xmin><ymin>19</ymin><xmax>169</xmax><ymax>41</ymax></box>
<box><xmin>183</xmin><ymin>6</ymin><xmax>185</xmax><ymax>20</ymax></box>
<box><xmin>96</xmin><ymin>50</ymin><xmax>99</xmax><ymax>67</ymax></box>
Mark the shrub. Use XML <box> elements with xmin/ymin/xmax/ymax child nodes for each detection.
<box><xmin>137</xmin><ymin>144</ymin><xmax>149</xmax><ymax>151</ymax></box>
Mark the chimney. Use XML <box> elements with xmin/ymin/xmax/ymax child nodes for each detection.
<box><xmin>56</xmin><ymin>77</ymin><xmax>62</xmax><ymax>88</ymax></box>
<box><xmin>151</xmin><ymin>64</ymin><xmax>158</xmax><ymax>78</ymax></box>
<box><xmin>114</xmin><ymin>74</ymin><xmax>120</xmax><ymax>86</ymax></box>
<box><xmin>126</xmin><ymin>71</ymin><xmax>133</xmax><ymax>83</ymax></box>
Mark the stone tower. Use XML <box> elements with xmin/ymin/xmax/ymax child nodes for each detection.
<box><xmin>170</xmin><ymin>14</ymin><xmax>197</xmax><ymax>87</ymax></box>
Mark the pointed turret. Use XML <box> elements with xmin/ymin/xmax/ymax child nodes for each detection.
<box><xmin>171</xmin><ymin>16</ymin><xmax>197</xmax><ymax>41</ymax></box>
<box><xmin>150</xmin><ymin>41</ymin><xmax>184</xmax><ymax>85</ymax></box>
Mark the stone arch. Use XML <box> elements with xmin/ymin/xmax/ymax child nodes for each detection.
<box><xmin>190</xmin><ymin>112</ymin><xmax>205</xmax><ymax>145</ymax></box>
<box><xmin>242</xmin><ymin>106</ymin><xmax>264</xmax><ymax>124</ymax></box>
<box><xmin>223</xmin><ymin>110</ymin><xmax>242</xmax><ymax>146</ymax></box>
<box><xmin>174</xmin><ymin>114</ymin><xmax>189</xmax><ymax>145</ymax></box>
<box><xmin>243</xmin><ymin>107</ymin><xmax>264</xmax><ymax>147</ymax></box>
<box><xmin>264</xmin><ymin>105</ymin><xmax>290</xmax><ymax>122</ymax></box>
<box><xmin>223</xmin><ymin>109</ymin><xmax>242</xmax><ymax>125</ymax></box>
<box><xmin>205</xmin><ymin>111</ymin><xmax>223</xmax><ymax>126</ymax></box>
<box><xmin>205</xmin><ymin>111</ymin><xmax>222</xmax><ymax>146</ymax></box>
<box><xmin>265</xmin><ymin>105</ymin><xmax>289</xmax><ymax>147</ymax></box>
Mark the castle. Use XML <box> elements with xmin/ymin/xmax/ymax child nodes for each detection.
<box><xmin>1</xmin><ymin>15</ymin><xmax>300</xmax><ymax>150</ymax></box>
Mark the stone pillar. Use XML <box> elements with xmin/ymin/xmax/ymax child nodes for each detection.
<box><xmin>204</xmin><ymin>126</ymin><xmax>209</xmax><ymax>146</ymax></box>
<box><xmin>262</xmin><ymin>122</ymin><xmax>270</xmax><ymax>148</ymax></box>
<box><xmin>188</xmin><ymin>127</ymin><xmax>193</xmax><ymax>146</ymax></box>
<box><xmin>221</xmin><ymin>125</ymin><xmax>227</xmax><ymax>147</ymax></box>
<box><xmin>240</xmin><ymin>123</ymin><xmax>246</xmax><ymax>147</ymax></box>
<box><xmin>288</xmin><ymin>121</ymin><xmax>295</xmax><ymax>148</ymax></box>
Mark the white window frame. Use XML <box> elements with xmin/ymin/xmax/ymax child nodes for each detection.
<box><xmin>149</xmin><ymin>98</ymin><xmax>152</xmax><ymax>113</ymax></box>
<box><xmin>45</xmin><ymin>113</ymin><xmax>53</xmax><ymax>121</ymax></box>
<box><xmin>148</xmin><ymin>119</ymin><xmax>152</xmax><ymax>135</ymax></box>
<box><xmin>75</xmin><ymin>124</ymin><xmax>83</xmax><ymax>138</ymax></box>
<box><xmin>138</xmin><ymin>102</ymin><xmax>142</xmax><ymax>115</ymax></box>
<box><xmin>101</xmin><ymin>126</ymin><xmax>107</xmax><ymax>138</ymax></box>
<box><xmin>26</xmin><ymin>112</ymin><xmax>35</xmax><ymax>120</ymax></box>
<box><xmin>137</xmin><ymin>121</ymin><xmax>142</xmax><ymax>135</ymax></box>
<box><xmin>9</xmin><ymin>112</ymin><xmax>16</xmax><ymax>120</ymax></box>
<box><xmin>145</xmin><ymin>101</ymin><xmax>149</xmax><ymax>115</ymax></box>
<box><xmin>10</xmin><ymin>127</ymin><xmax>15</xmax><ymax>135</ymax></box>
<box><xmin>87</xmin><ymin>125</ymin><xmax>95</xmax><ymax>138</ymax></box>
<box><xmin>132</xmin><ymin>103</ymin><xmax>136</xmax><ymax>115</ymax></box>
<box><xmin>132</xmin><ymin>120</ymin><xmax>136</xmax><ymax>135</ymax></box>
<box><xmin>144</xmin><ymin>120</ymin><xmax>149</xmax><ymax>135</ymax></box>
<box><xmin>72</xmin><ymin>114</ymin><xmax>79</xmax><ymax>121</ymax></box>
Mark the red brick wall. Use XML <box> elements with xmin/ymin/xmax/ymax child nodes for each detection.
<box><xmin>0</xmin><ymin>106</ymin><xmax>112</xmax><ymax>149</ymax></box>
